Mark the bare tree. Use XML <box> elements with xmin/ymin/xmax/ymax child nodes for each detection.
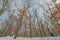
<box><xmin>0</xmin><ymin>0</ymin><xmax>9</xmax><ymax>15</ymax></box>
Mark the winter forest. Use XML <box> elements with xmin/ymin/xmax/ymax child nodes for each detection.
<box><xmin>0</xmin><ymin>0</ymin><xmax>60</xmax><ymax>39</ymax></box>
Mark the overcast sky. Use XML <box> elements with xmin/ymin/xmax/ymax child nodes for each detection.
<box><xmin>0</xmin><ymin>0</ymin><xmax>60</xmax><ymax>20</ymax></box>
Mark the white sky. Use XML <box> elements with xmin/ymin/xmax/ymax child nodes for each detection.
<box><xmin>0</xmin><ymin>0</ymin><xmax>60</xmax><ymax>26</ymax></box>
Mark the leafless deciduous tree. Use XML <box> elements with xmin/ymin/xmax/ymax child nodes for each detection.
<box><xmin>0</xmin><ymin>0</ymin><xmax>60</xmax><ymax>39</ymax></box>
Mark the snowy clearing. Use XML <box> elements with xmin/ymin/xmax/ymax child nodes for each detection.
<box><xmin>0</xmin><ymin>37</ymin><xmax>60</xmax><ymax>40</ymax></box>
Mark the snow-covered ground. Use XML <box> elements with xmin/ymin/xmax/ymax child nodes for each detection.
<box><xmin>0</xmin><ymin>37</ymin><xmax>60</xmax><ymax>40</ymax></box>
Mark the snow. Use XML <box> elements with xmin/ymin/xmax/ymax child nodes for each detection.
<box><xmin>0</xmin><ymin>37</ymin><xmax>60</xmax><ymax>40</ymax></box>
